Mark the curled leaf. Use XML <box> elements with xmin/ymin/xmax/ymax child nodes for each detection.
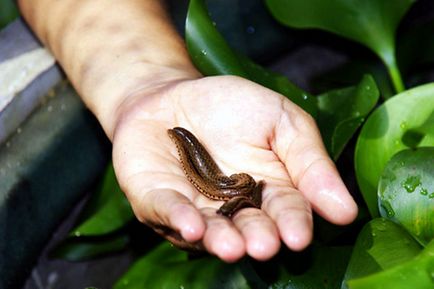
<box><xmin>317</xmin><ymin>75</ymin><xmax>379</xmax><ymax>160</ymax></box>
<box><xmin>355</xmin><ymin>83</ymin><xmax>434</xmax><ymax>217</ymax></box>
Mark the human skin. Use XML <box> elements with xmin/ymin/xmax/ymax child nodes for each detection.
<box><xmin>18</xmin><ymin>0</ymin><xmax>358</xmax><ymax>262</ymax></box>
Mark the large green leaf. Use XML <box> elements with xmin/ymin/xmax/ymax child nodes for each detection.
<box><xmin>258</xmin><ymin>245</ymin><xmax>353</xmax><ymax>289</ymax></box>
<box><xmin>378</xmin><ymin>147</ymin><xmax>434</xmax><ymax>246</ymax></box>
<box><xmin>355</xmin><ymin>83</ymin><xmax>434</xmax><ymax>217</ymax></box>
<box><xmin>185</xmin><ymin>0</ymin><xmax>317</xmax><ymax>116</ymax></box>
<box><xmin>347</xmin><ymin>239</ymin><xmax>434</xmax><ymax>289</ymax></box>
<box><xmin>341</xmin><ymin>218</ymin><xmax>422</xmax><ymax>289</ymax></box>
<box><xmin>114</xmin><ymin>242</ymin><xmax>250</xmax><ymax>289</ymax></box>
<box><xmin>317</xmin><ymin>75</ymin><xmax>380</xmax><ymax>160</ymax></box>
<box><xmin>71</xmin><ymin>163</ymin><xmax>134</xmax><ymax>236</ymax></box>
<box><xmin>265</xmin><ymin>0</ymin><xmax>416</xmax><ymax>93</ymax></box>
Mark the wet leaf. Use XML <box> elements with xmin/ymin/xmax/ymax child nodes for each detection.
<box><xmin>341</xmin><ymin>218</ymin><xmax>422</xmax><ymax>289</ymax></box>
<box><xmin>317</xmin><ymin>75</ymin><xmax>379</xmax><ymax>160</ymax></box>
<box><xmin>259</xmin><ymin>245</ymin><xmax>353</xmax><ymax>289</ymax></box>
<box><xmin>347</xmin><ymin>239</ymin><xmax>434</xmax><ymax>289</ymax></box>
<box><xmin>355</xmin><ymin>83</ymin><xmax>434</xmax><ymax>217</ymax></box>
<box><xmin>185</xmin><ymin>0</ymin><xmax>317</xmax><ymax>116</ymax></box>
<box><xmin>378</xmin><ymin>147</ymin><xmax>434</xmax><ymax>246</ymax></box>
<box><xmin>114</xmin><ymin>242</ymin><xmax>250</xmax><ymax>289</ymax></box>
<box><xmin>265</xmin><ymin>0</ymin><xmax>416</xmax><ymax>92</ymax></box>
<box><xmin>71</xmin><ymin>163</ymin><xmax>134</xmax><ymax>236</ymax></box>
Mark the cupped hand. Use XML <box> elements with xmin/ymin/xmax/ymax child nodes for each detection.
<box><xmin>111</xmin><ymin>75</ymin><xmax>358</xmax><ymax>262</ymax></box>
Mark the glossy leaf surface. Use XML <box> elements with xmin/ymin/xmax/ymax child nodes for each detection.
<box><xmin>185</xmin><ymin>0</ymin><xmax>317</xmax><ymax>116</ymax></box>
<box><xmin>355</xmin><ymin>83</ymin><xmax>434</xmax><ymax>217</ymax></box>
<box><xmin>378</xmin><ymin>147</ymin><xmax>434</xmax><ymax>246</ymax></box>
<box><xmin>114</xmin><ymin>242</ymin><xmax>250</xmax><ymax>289</ymax></box>
<box><xmin>317</xmin><ymin>75</ymin><xmax>379</xmax><ymax>160</ymax></box>
<box><xmin>341</xmin><ymin>218</ymin><xmax>422</xmax><ymax>289</ymax></box>
<box><xmin>347</xmin><ymin>239</ymin><xmax>434</xmax><ymax>289</ymax></box>
<box><xmin>265</xmin><ymin>0</ymin><xmax>416</xmax><ymax>92</ymax></box>
<box><xmin>71</xmin><ymin>163</ymin><xmax>134</xmax><ymax>236</ymax></box>
<box><xmin>261</xmin><ymin>245</ymin><xmax>352</xmax><ymax>289</ymax></box>
<box><xmin>114</xmin><ymin>241</ymin><xmax>351</xmax><ymax>289</ymax></box>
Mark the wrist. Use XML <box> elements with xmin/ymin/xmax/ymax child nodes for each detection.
<box><xmin>93</xmin><ymin>63</ymin><xmax>201</xmax><ymax>140</ymax></box>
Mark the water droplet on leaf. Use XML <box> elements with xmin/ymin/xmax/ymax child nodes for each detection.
<box><xmin>380</xmin><ymin>201</ymin><xmax>395</xmax><ymax>217</ymax></box>
<box><xmin>401</xmin><ymin>176</ymin><xmax>421</xmax><ymax>193</ymax></box>
<box><xmin>420</xmin><ymin>188</ymin><xmax>428</xmax><ymax>196</ymax></box>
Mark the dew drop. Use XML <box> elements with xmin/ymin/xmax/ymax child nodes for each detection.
<box><xmin>400</xmin><ymin>121</ymin><xmax>407</xmax><ymax>130</ymax></box>
<box><xmin>429</xmin><ymin>193</ymin><xmax>434</xmax><ymax>199</ymax></box>
<box><xmin>420</xmin><ymin>188</ymin><xmax>428</xmax><ymax>196</ymax></box>
<box><xmin>302</xmin><ymin>94</ymin><xmax>308</xmax><ymax>100</ymax></box>
<box><xmin>401</xmin><ymin>175</ymin><xmax>421</xmax><ymax>193</ymax></box>
<box><xmin>201</xmin><ymin>49</ymin><xmax>207</xmax><ymax>56</ymax></box>
<box><xmin>380</xmin><ymin>201</ymin><xmax>395</xmax><ymax>217</ymax></box>
<box><xmin>74</xmin><ymin>231</ymin><xmax>81</xmax><ymax>237</ymax></box>
<box><xmin>16</xmin><ymin>127</ymin><xmax>22</xmax><ymax>134</ymax></box>
<box><xmin>366</xmin><ymin>85</ymin><xmax>371</xmax><ymax>90</ymax></box>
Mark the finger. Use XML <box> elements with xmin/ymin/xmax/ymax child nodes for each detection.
<box><xmin>136</xmin><ymin>188</ymin><xmax>206</xmax><ymax>243</ymax></box>
<box><xmin>201</xmin><ymin>208</ymin><xmax>246</xmax><ymax>263</ymax></box>
<box><xmin>232</xmin><ymin>208</ymin><xmax>280</xmax><ymax>261</ymax></box>
<box><xmin>262</xmin><ymin>184</ymin><xmax>313</xmax><ymax>251</ymax></box>
<box><xmin>273</xmin><ymin>109</ymin><xmax>358</xmax><ymax>224</ymax></box>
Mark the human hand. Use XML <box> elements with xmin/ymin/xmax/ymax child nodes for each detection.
<box><xmin>111</xmin><ymin>75</ymin><xmax>358</xmax><ymax>262</ymax></box>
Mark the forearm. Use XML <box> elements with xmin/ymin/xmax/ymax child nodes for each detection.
<box><xmin>18</xmin><ymin>0</ymin><xmax>200</xmax><ymax>138</ymax></box>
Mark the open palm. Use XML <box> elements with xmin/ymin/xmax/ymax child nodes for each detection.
<box><xmin>112</xmin><ymin>75</ymin><xmax>358</xmax><ymax>262</ymax></box>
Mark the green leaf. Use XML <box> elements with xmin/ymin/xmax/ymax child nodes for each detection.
<box><xmin>71</xmin><ymin>163</ymin><xmax>134</xmax><ymax>236</ymax></box>
<box><xmin>378</xmin><ymin>147</ymin><xmax>434</xmax><ymax>246</ymax></box>
<box><xmin>49</xmin><ymin>234</ymin><xmax>129</xmax><ymax>262</ymax></box>
<box><xmin>265</xmin><ymin>0</ymin><xmax>416</xmax><ymax>93</ymax></box>
<box><xmin>114</xmin><ymin>242</ymin><xmax>250</xmax><ymax>289</ymax></box>
<box><xmin>355</xmin><ymin>83</ymin><xmax>434</xmax><ymax>217</ymax></box>
<box><xmin>317</xmin><ymin>75</ymin><xmax>380</xmax><ymax>160</ymax></box>
<box><xmin>347</xmin><ymin>239</ymin><xmax>434</xmax><ymax>289</ymax></box>
<box><xmin>341</xmin><ymin>218</ymin><xmax>422</xmax><ymax>289</ymax></box>
<box><xmin>252</xmin><ymin>245</ymin><xmax>352</xmax><ymax>289</ymax></box>
<box><xmin>185</xmin><ymin>0</ymin><xmax>317</xmax><ymax>117</ymax></box>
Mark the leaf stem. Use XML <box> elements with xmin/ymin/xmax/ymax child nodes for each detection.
<box><xmin>384</xmin><ymin>56</ymin><xmax>405</xmax><ymax>95</ymax></box>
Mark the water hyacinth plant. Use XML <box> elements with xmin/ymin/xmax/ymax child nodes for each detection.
<box><xmin>50</xmin><ymin>0</ymin><xmax>434</xmax><ymax>288</ymax></box>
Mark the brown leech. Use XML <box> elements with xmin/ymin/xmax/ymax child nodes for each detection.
<box><xmin>168</xmin><ymin>127</ymin><xmax>263</xmax><ymax>217</ymax></box>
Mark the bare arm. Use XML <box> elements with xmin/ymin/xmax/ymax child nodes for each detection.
<box><xmin>18</xmin><ymin>0</ymin><xmax>200</xmax><ymax>138</ymax></box>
